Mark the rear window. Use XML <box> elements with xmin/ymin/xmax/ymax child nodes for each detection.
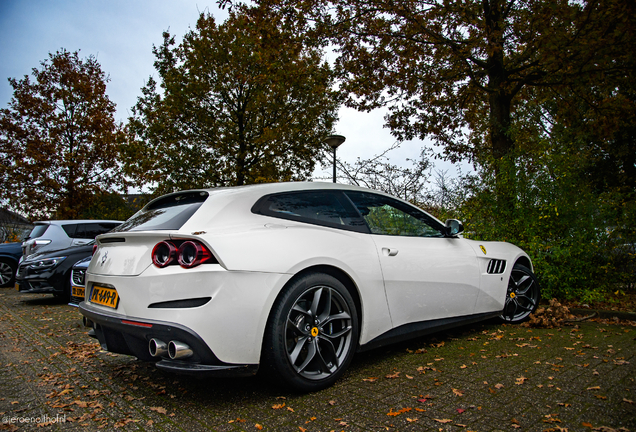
<box><xmin>112</xmin><ymin>191</ymin><xmax>209</xmax><ymax>232</ymax></box>
<box><xmin>26</xmin><ymin>224</ymin><xmax>49</xmax><ymax>239</ymax></box>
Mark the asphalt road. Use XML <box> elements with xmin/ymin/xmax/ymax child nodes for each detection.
<box><xmin>0</xmin><ymin>287</ymin><xmax>634</xmax><ymax>431</ymax></box>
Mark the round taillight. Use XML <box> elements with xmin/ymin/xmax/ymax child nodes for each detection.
<box><xmin>152</xmin><ymin>241</ymin><xmax>177</xmax><ymax>268</ymax></box>
<box><xmin>177</xmin><ymin>241</ymin><xmax>212</xmax><ymax>268</ymax></box>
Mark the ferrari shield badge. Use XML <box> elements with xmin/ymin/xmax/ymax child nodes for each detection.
<box><xmin>479</xmin><ymin>245</ymin><xmax>487</xmax><ymax>255</ymax></box>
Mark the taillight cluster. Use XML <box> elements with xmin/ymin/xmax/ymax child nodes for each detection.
<box><xmin>152</xmin><ymin>240</ymin><xmax>216</xmax><ymax>269</ymax></box>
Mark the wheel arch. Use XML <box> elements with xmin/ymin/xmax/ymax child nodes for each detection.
<box><xmin>0</xmin><ymin>255</ymin><xmax>19</xmax><ymax>265</ymax></box>
<box><xmin>514</xmin><ymin>255</ymin><xmax>533</xmax><ymax>272</ymax></box>
<box><xmin>266</xmin><ymin>264</ymin><xmax>363</xmax><ymax>345</ymax></box>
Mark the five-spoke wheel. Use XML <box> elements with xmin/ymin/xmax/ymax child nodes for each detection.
<box><xmin>500</xmin><ymin>264</ymin><xmax>540</xmax><ymax>323</ymax></box>
<box><xmin>262</xmin><ymin>272</ymin><xmax>358</xmax><ymax>392</ymax></box>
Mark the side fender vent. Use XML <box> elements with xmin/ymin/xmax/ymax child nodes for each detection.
<box><xmin>487</xmin><ymin>259</ymin><xmax>506</xmax><ymax>274</ymax></box>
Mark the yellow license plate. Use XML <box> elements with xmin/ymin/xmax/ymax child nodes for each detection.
<box><xmin>72</xmin><ymin>285</ymin><xmax>85</xmax><ymax>299</ymax></box>
<box><xmin>15</xmin><ymin>282</ymin><xmax>19</xmax><ymax>291</ymax></box>
<box><xmin>90</xmin><ymin>285</ymin><xmax>120</xmax><ymax>309</ymax></box>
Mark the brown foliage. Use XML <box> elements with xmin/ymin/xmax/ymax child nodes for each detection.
<box><xmin>0</xmin><ymin>49</ymin><xmax>125</xmax><ymax>220</ymax></box>
<box><xmin>521</xmin><ymin>299</ymin><xmax>576</xmax><ymax>328</ymax></box>
<box><xmin>123</xmin><ymin>5</ymin><xmax>340</xmax><ymax>195</ymax></box>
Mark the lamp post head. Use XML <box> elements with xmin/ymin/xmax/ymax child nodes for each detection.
<box><xmin>324</xmin><ymin>135</ymin><xmax>346</xmax><ymax>149</ymax></box>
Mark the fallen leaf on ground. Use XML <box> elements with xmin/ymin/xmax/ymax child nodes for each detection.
<box><xmin>387</xmin><ymin>407</ymin><xmax>412</xmax><ymax>416</ymax></box>
<box><xmin>434</xmin><ymin>418</ymin><xmax>452</xmax><ymax>423</ymax></box>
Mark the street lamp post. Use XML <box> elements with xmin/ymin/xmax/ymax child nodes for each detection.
<box><xmin>324</xmin><ymin>135</ymin><xmax>346</xmax><ymax>183</ymax></box>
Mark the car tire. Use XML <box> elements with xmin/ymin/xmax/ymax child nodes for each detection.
<box><xmin>53</xmin><ymin>279</ymin><xmax>71</xmax><ymax>302</ymax></box>
<box><xmin>262</xmin><ymin>272</ymin><xmax>359</xmax><ymax>392</ymax></box>
<box><xmin>500</xmin><ymin>264</ymin><xmax>541</xmax><ymax>323</ymax></box>
<box><xmin>0</xmin><ymin>259</ymin><xmax>17</xmax><ymax>288</ymax></box>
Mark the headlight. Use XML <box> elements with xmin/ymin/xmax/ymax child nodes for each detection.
<box><xmin>26</xmin><ymin>256</ymin><xmax>67</xmax><ymax>271</ymax></box>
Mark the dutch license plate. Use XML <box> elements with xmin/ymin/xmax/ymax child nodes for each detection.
<box><xmin>15</xmin><ymin>282</ymin><xmax>19</xmax><ymax>291</ymax></box>
<box><xmin>72</xmin><ymin>285</ymin><xmax>85</xmax><ymax>299</ymax></box>
<box><xmin>90</xmin><ymin>285</ymin><xmax>119</xmax><ymax>309</ymax></box>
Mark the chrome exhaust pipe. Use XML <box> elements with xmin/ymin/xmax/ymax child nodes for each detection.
<box><xmin>168</xmin><ymin>340</ymin><xmax>193</xmax><ymax>360</ymax></box>
<box><xmin>149</xmin><ymin>338</ymin><xmax>168</xmax><ymax>357</ymax></box>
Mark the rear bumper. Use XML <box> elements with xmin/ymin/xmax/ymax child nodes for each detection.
<box><xmin>79</xmin><ymin>301</ymin><xmax>258</xmax><ymax>377</ymax></box>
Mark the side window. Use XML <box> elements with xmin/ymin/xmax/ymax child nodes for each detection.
<box><xmin>83</xmin><ymin>223</ymin><xmax>117</xmax><ymax>239</ymax></box>
<box><xmin>345</xmin><ymin>192</ymin><xmax>444</xmax><ymax>237</ymax></box>
<box><xmin>62</xmin><ymin>224</ymin><xmax>77</xmax><ymax>238</ymax></box>
<box><xmin>72</xmin><ymin>224</ymin><xmax>86</xmax><ymax>239</ymax></box>
<box><xmin>252</xmin><ymin>191</ymin><xmax>368</xmax><ymax>233</ymax></box>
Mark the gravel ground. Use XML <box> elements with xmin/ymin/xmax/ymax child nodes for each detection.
<box><xmin>0</xmin><ymin>287</ymin><xmax>635</xmax><ymax>432</ymax></box>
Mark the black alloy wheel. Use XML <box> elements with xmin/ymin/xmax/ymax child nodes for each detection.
<box><xmin>262</xmin><ymin>272</ymin><xmax>359</xmax><ymax>392</ymax></box>
<box><xmin>500</xmin><ymin>264</ymin><xmax>541</xmax><ymax>323</ymax></box>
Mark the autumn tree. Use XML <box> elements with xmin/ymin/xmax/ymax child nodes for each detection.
<box><xmin>0</xmin><ymin>50</ymin><xmax>125</xmax><ymax>220</ymax></box>
<box><xmin>123</xmin><ymin>5</ymin><xmax>340</xmax><ymax>194</ymax></box>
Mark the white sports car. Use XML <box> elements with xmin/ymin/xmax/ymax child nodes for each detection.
<box><xmin>79</xmin><ymin>182</ymin><xmax>540</xmax><ymax>391</ymax></box>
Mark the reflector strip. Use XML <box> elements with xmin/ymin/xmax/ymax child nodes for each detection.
<box><xmin>121</xmin><ymin>320</ymin><xmax>153</xmax><ymax>328</ymax></box>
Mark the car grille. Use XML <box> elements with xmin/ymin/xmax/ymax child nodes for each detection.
<box><xmin>72</xmin><ymin>269</ymin><xmax>86</xmax><ymax>286</ymax></box>
<box><xmin>487</xmin><ymin>259</ymin><xmax>506</xmax><ymax>274</ymax></box>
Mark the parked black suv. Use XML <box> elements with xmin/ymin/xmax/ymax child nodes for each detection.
<box><xmin>15</xmin><ymin>242</ymin><xmax>94</xmax><ymax>301</ymax></box>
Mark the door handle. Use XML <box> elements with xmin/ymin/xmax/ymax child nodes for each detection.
<box><xmin>382</xmin><ymin>248</ymin><xmax>399</xmax><ymax>257</ymax></box>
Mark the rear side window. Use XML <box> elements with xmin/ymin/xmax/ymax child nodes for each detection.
<box><xmin>113</xmin><ymin>191</ymin><xmax>209</xmax><ymax>232</ymax></box>
<box><xmin>80</xmin><ymin>223</ymin><xmax>121</xmax><ymax>238</ymax></box>
<box><xmin>252</xmin><ymin>191</ymin><xmax>368</xmax><ymax>233</ymax></box>
<box><xmin>62</xmin><ymin>224</ymin><xmax>77</xmax><ymax>238</ymax></box>
<box><xmin>26</xmin><ymin>224</ymin><xmax>49</xmax><ymax>239</ymax></box>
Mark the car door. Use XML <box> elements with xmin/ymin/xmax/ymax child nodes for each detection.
<box><xmin>345</xmin><ymin>191</ymin><xmax>481</xmax><ymax>327</ymax></box>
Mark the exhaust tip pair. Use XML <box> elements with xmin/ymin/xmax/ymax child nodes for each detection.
<box><xmin>149</xmin><ymin>338</ymin><xmax>193</xmax><ymax>360</ymax></box>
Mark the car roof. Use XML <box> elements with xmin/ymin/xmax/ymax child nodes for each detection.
<box><xmin>31</xmin><ymin>220</ymin><xmax>124</xmax><ymax>225</ymax></box>
<box><xmin>142</xmin><ymin>181</ymin><xmax>398</xmax><ymax>210</ymax></box>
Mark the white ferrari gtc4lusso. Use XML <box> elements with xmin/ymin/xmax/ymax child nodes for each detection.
<box><xmin>79</xmin><ymin>182</ymin><xmax>540</xmax><ymax>391</ymax></box>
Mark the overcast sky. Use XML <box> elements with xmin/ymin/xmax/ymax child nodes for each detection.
<box><xmin>0</xmin><ymin>0</ymin><xmax>470</xmax><ymax>181</ymax></box>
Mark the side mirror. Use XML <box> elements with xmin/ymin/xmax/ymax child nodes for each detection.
<box><xmin>444</xmin><ymin>219</ymin><xmax>464</xmax><ymax>237</ymax></box>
